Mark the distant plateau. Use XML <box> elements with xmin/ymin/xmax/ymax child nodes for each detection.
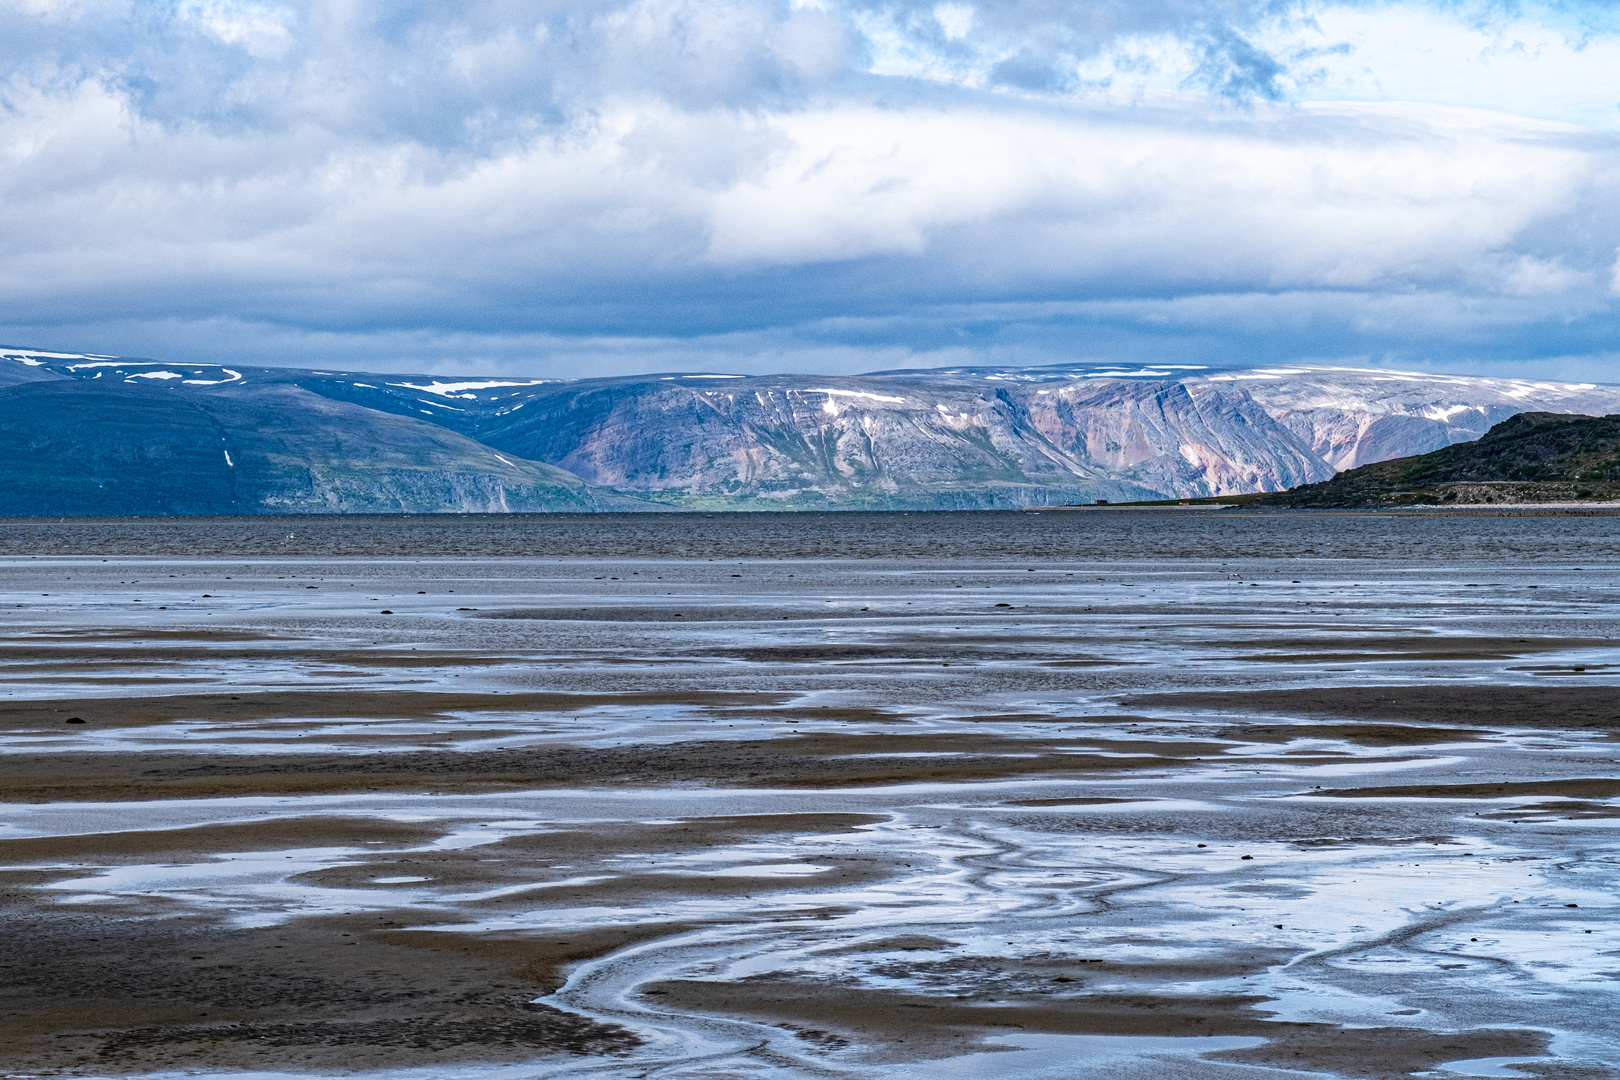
<box><xmin>6</xmin><ymin>348</ymin><xmax>1620</xmax><ymax>514</ymax></box>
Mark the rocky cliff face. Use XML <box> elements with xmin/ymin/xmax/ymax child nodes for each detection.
<box><xmin>1206</xmin><ymin>366</ymin><xmax>1620</xmax><ymax>470</ymax></box>
<box><xmin>267</xmin><ymin>368</ymin><xmax>1337</xmax><ymax>507</ymax></box>
<box><xmin>5</xmin><ymin>347</ymin><xmax>1620</xmax><ymax>511</ymax></box>
<box><xmin>451</xmin><ymin>373</ymin><xmax>1332</xmax><ymax>507</ymax></box>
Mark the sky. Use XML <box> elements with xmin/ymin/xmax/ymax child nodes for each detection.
<box><xmin>2</xmin><ymin>0</ymin><xmax>1619</xmax><ymax>380</ymax></box>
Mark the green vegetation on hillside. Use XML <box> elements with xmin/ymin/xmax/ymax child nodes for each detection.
<box><xmin>1257</xmin><ymin>411</ymin><xmax>1620</xmax><ymax>508</ymax></box>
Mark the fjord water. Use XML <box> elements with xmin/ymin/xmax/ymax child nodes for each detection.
<box><xmin>1</xmin><ymin>511</ymin><xmax>1617</xmax><ymax>1079</ymax></box>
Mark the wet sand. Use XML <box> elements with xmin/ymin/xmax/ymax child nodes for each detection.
<box><xmin>1</xmin><ymin>511</ymin><xmax>1618</xmax><ymax>1079</ymax></box>
<box><xmin>1127</xmin><ymin>684</ymin><xmax>1620</xmax><ymax>731</ymax></box>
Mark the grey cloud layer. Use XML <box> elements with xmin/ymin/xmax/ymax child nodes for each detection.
<box><xmin>1</xmin><ymin>0</ymin><xmax>1618</xmax><ymax>377</ymax></box>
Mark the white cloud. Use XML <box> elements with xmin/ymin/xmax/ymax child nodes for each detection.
<box><xmin>934</xmin><ymin>3</ymin><xmax>973</xmax><ymax>41</ymax></box>
<box><xmin>0</xmin><ymin>0</ymin><xmax>1618</xmax><ymax>378</ymax></box>
<box><xmin>700</xmin><ymin>100</ymin><xmax>1599</xmax><ymax>293</ymax></box>
<box><xmin>852</xmin><ymin>1</ymin><xmax>1620</xmax><ymax>129</ymax></box>
<box><xmin>3</xmin><ymin>86</ymin><xmax>1599</xmax><ymax>301</ymax></box>
<box><xmin>177</xmin><ymin>1</ymin><xmax>296</xmax><ymax>59</ymax></box>
<box><xmin>1500</xmin><ymin>255</ymin><xmax>1587</xmax><ymax>297</ymax></box>
<box><xmin>1261</xmin><ymin>3</ymin><xmax>1620</xmax><ymax>131</ymax></box>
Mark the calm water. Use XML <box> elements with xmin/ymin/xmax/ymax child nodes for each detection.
<box><xmin>6</xmin><ymin>507</ymin><xmax>1620</xmax><ymax>560</ymax></box>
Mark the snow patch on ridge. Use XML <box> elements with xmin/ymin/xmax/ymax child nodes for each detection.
<box><xmin>184</xmin><ymin>370</ymin><xmax>242</xmax><ymax>385</ymax></box>
<box><xmin>387</xmin><ymin>380</ymin><xmax>550</xmax><ymax>396</ymax></box>
<box><xmin>61</xmin><ymin>360</ymin><xmax>244</xmax><ymax>385</ymax></box>
<box><xmin>808</xmin><ymin>389</ymin><xmax>907</xmax><ymax>403</ymax></box>
<box><xmin>1082</xmin><ymin>367</ymin><xmax>1203</xmax><ymax>378</ymax></box>
<box><xmin>3</xmin><ymin>349</ymin><xmax>115</xmax><ymax>364</ymax></box>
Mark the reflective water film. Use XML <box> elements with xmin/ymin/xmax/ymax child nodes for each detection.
<box><xmin>1</xmin><ymin>511</ymin><xmax>1617</xmax><ymax>1078</ymax></box>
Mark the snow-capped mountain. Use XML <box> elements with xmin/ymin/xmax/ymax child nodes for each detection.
<box><xmin>5</xmin><ymin>347</ymin><xmax>1620</xmax><ymax>511</ymax></box>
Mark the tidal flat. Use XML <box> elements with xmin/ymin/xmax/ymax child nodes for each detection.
<box><xmin>0</xmin><ymin>510</ymin><xmax>1617</xmax><ymax>1080</ymax></box>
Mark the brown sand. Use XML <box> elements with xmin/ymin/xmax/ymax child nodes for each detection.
<box><xmin>0</xmin><ymin>730</ymin><xmax>1355</xmax><ymax>801</ymax></box>
<box><xmin>0</xmin><ymin>906</ymin><xmax>650</xmax><ymax>1074</ymax></box>
<box><xmin>1211</xmin><ymin>723</ymin><xmax>1492</xmax><ymax>746</ymax></box>
<box><xmin>0</xmin><ymin>689</ymin><xmax>787</xmax><ymax>733</ymax></box>
<box><xmin>0</xmin><ymin>817</ymin><xmax>442</xmax><ymax>862</ymax></box>
<box><xmin>1125</xmin><ymin>684</ymin><xmax>1620</xmax><ymax>732</ymax></box>
<box><xmin>1308</xmin><ymin>778</ymin><xmax>1620</xmax><ymax>799</ymax></box>
<box><xmin>641</xmin><ymin>978</ymin><xmax>1549</xmax><ymax>1076</ymax></box>
<box><xmin>0</xmin><ymin>812</ymin><xmax>888</xmax><ymax>1073</ymax></box>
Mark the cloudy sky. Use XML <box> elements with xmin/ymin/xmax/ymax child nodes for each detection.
<box><xmin>2</xmin><ymin>0</ymin><xmax>1619</xmax><ymax>378</ymax></box>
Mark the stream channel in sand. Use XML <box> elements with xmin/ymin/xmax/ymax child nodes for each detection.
<box><xmin>0</xmin><ymin>511</ymin><xmax>1617</xmax><ymax>1079</ymax></box>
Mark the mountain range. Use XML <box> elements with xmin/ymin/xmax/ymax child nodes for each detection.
<box><xmin>7</xmin><ymin>346</ymin><xmax>1620</xmax><ymax>513</ymax></box>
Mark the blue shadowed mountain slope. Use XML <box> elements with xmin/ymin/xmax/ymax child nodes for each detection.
<box><xmin>0</xmin><ymin>377</ymin><xmax>639</xmax><ymax>515</ymax></box>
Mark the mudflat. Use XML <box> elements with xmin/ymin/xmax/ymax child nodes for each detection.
<box><xmin>2</xmin><ymin>511</ymin><xmax>1618</xmax><ymax>1080</ymax></box>
<box><xmin>1127</xmin><ymin>684</ymin><xmax>1620</xmax><ymax>731</ymax></box>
